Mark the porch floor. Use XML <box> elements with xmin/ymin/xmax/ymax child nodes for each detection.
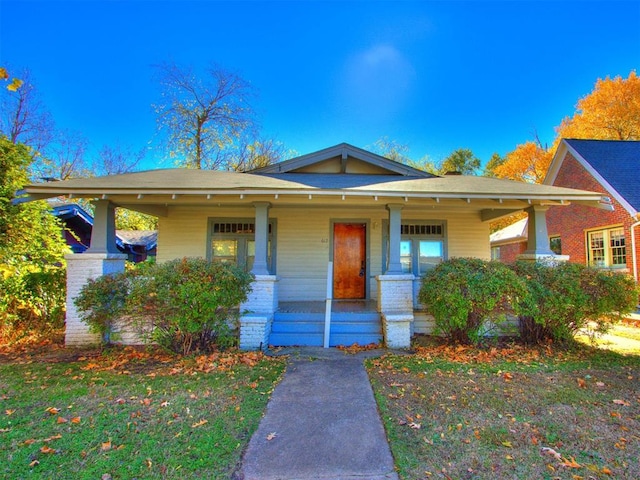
<box><xmin>277</xmin><ymin>300</ymin><xmax>378</xmax><ymax>314</ymax></box>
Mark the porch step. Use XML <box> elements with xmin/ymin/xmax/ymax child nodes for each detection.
<box><xmin>269</xmin><ymin>311</ymin><xmax>383</xmax><ymax>347</ymax></box>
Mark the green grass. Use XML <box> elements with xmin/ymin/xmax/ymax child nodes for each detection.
<box><xmin>368</xmin><ymin>344</ymin><xmax>640</xmax><ymax>480</ymax></box>
<box><xmin>0</xmin><ymin>348</ymin><xmax>285</xmax><ymax>479</ymax></box>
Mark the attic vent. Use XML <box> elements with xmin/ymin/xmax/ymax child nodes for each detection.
<box><xmin>401</xmin><ymin>224</ymin><xmax>443</xmax><ymax>235</ymax></box>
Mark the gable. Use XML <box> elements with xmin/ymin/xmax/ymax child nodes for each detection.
<box><xmin>547</xmin><ymin>139</ymin><xmax>640</xmax><ymax>216</ymax></box>
<box><xmin>250</xmin><ymin>142</ymin><xmax>434</xmax><ymax>177</ymax></box>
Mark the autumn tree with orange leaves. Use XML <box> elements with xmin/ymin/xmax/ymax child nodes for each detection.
<box><xmin>492</xmin><ymin>71</ymin><xmax>639</xmax><ymax>185</ymax></box>
<box><xmin>492</xmin><ymin>140</ymin><xmax>553</xmax><ymax>184</ymax></box>
<box><xmin>557</xmin><ymin>71</ymin><xmax>640</xmax><ymax>141</ymax></box>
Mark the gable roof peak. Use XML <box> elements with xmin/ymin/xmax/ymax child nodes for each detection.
<box><xmin>249</xmin><ymin>142</ymin><xmax>435</xmax><ymax>177</ymax></box>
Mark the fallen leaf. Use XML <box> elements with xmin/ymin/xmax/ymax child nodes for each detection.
<box><xmin>266</xmin><ymin>432</ymin><xmax>277</xmax><ymax>441</ymax></box>
<box><xmin>596</xmin><ymin>381</ymin><xmax>605</xmax><ymax>387</ymax></box>
<box><xmin>45</xmin><ymin>407</ymin><xmax>60</xmax><ymax>415</ymax></box>
<box><xmin>29</xmin><ymin>460</ymin><xmax>39</xmax><ymax>468</ymax></box>
<box><xmin>40</xmin><ymin>445</ymin><xmax>56</xmax><ymax>454</ymax></box>
<box><xmin>409</xmin><ymin>422</ymin><xmax>421</xmax><ymax>429</ymax></box>
<box><xmin>57</xmin><ymin>417</ymin><xmax>68</xmax><ymax>424</ymax></box>
<box><xmin>71</xmin><ymin>417</ymin><xmax>81</xmax><ymax>424</ymax></box>
<box><xmin>541</xmin><ymin>447</ymin><xmax>562</xmax><ymax>460</ymax></box>
<box><xmin>191</xmin><ymin>419</ymin><xmax>208</xmax><ymax>428</ymax></box>
<box><xmin>601</xmin><ymin>467</ymin><xmax>613</xmax><ymax>475</ymax></box>
<box><xmin>5</xmin><ymin>409</ymin><xmax>15</xmax><ymax>415</ymax></box>
<box><xmin>101</xmin><ymin>440</ymin><xmax>112</xmax><ymax>451</ymax></box>
<box><xmin>577</xmin><ymin>378</ymin><xmax>586</xmax><ymax>388</ymax></box>
<box><xmin>146</xmin><ymin>458</ymin><xmax>152</xmax><ymax>469</ymax></box>
<box><xmin>501</xmin><ymin>441</ymin><xmax>513</xmax><ymax>448</ymax></box>
<box><xmin>613</xmin><ymin>399</ymin><xmax>630</xmax><ymax>406</ymax></box>
<box><xmin>561</xmin><ymin>457</ymin><xmax>581</xmax><ymax>469</ymax></box>
<box><xmin>502</xmin><ymin>372</ymin><xmax>513</xmax><ymax>381</ymax></box>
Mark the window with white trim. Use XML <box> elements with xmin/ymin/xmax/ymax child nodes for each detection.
<box><xmin>587</xmin><ymin>227</ymin><xmax>626</xmax><ymax>268</ymax></box>
<box><xmin>209</xmin><ymin>220</ymin><xmax>275</xmax><ymax>273</ymax></box>
<box><xmin>385</xmin><ymin>222</ymin><xmax>445</xmax><ymax>275</ymax></box>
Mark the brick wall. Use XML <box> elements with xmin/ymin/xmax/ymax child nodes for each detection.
<box><xmin>547</xmin><ymin>152</ymin><xmax>639</xmax><ymax>276</ymax></box>
<box><xmin>496</xmin><ymin>241</ymin><xmax>528</xmax><ymax>264</ymax></box>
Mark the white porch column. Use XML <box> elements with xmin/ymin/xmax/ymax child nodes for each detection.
<box><xmin>377</xmin><ymin>203</ymin><xmax>413</xmax><ymax>348</ymax></box>
<box><xmin>251</xmin><ymin>202</ymin><xmax>270</xmax><ymax>275</ymax></box>
<box><xmin>519</xmin><ymin>205</ymin><xmax>568</xmax><ymax>263</ymax></box>
<box><xmin>386</xmin><ymin>204</ymin><xmax>403</xmax><ymax>274</ymax></box>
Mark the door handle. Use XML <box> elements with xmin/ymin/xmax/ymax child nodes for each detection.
<box><xmin>359</xmin><ymin>261</ymin><xmax>365</xmax><ymax>277</ymax></box>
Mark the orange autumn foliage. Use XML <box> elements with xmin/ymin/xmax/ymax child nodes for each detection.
<box><xmin>493</xmin><ymin>140</ymin><xmax>553</xmax><ymax>184</ymax></box>
<box><xmin>557</xmin><ymin>71</ymin><xmax>640</xmax><ymax>141</ymax></box>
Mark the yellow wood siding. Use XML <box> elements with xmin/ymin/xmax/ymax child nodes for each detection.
<box><xmin>157</xmin><ymin>206</ymin><xmax>254</xmax><ymax>262</ymax></box>
<box><xmin>156</xmin><ymin>205</ymin><xmax>490</xmax><ymax>301</ymax></box>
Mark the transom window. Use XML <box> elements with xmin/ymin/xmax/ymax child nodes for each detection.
<box><xmin>209</xmin><ymin>219</ymin><xmax>275</xmax><ymax>273</ymax></box>
<box><xmin>587</xmin><ymin>227</ymin><xmax>626</xmax><ymax>268</ymax></box>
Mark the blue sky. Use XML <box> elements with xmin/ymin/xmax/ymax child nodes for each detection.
<box><xmin>1</xmin><ymin>0</ymin><xmax>639</xmax><ymax>171</ymax></box>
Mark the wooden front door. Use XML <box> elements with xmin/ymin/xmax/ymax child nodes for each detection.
<box><xmin>333</xmin><ymin>223</ymin><xmax>366</xmax><ymax>299</ymax></box>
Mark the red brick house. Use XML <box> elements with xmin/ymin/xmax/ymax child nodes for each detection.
<box><xmin>489</xmin><ymin>217</ymin><xmax>528</xmax><ymax>263</ymax></box>
<box><xmin>545</xmin><ymin>139</ymin><xmax>640</xmax><ymax>282</ymax></box>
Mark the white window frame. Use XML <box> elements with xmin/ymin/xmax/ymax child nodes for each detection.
<box><xmin>586</xmin><ymin>226</ymin><xmax>626</xmax><ymax>269</ymax></box>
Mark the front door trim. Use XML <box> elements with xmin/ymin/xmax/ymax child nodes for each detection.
<box><xmin>330</xmin><ymin>219</ymin><xmax>370</xmax><ymax>299</ymax></box>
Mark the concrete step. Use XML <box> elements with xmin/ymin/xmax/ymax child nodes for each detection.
<box><xmin>269</xmin><ymin>331</ymin><xmax>383</xmax><ymax>347</ymax></box>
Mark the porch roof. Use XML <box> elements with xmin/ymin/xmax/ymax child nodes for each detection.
<box><xmin>19</xmin><ymin>168</ymin><xmax>608</xmax><ymax>200</ymax></box>
<box><xmin>17</xmin><ymin>141</ymin><xmax>613</xmax><ymax>222</ymax></box>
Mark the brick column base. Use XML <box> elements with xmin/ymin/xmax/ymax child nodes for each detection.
<box><xmin>240</xmin><ymin>275</ymin><xmax>278</xmax><ymax>350</ymax></box>
<box><xmin>376</xmin><ymin>274</ymin><xmax>414</xmax><ymax>349</ymax></box>
<box><xmin>65</xmin><ymin>253</ymin><xmax>127</xmax><ymax>346</ymax></box>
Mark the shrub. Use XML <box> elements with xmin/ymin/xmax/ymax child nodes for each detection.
<box><xmin>418</xmin><ymin>258</ymin><xmax>529</xmax><ymax>344</ymax></box>
<box><xmin>512</xmin><ymin>261</ymin><xmax>639</xmax><ymax>344</ymax></box>
<box><xmin>77</xmin><ymin>258</ymin><xmax>254</xmax><ymax>354</ymax></box>
<box><xmin>74</xmin><ymin>270</ymin><xmax>131</xmax><ymax>344</ymax></box>
<box><xmin>128</xmin><ymin>258</ymin><xmax>253</xmax><ymax>354</ymax></box>
<box><xmin>0</xmin><ymin>263</ymin><xmax>66</xmax><ymax>343</ymax></box>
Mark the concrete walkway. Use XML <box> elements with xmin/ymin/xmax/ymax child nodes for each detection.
<box><xmin>238</xmin><ymin>348</ymin><xmax>399</xmax><ymax>480</ymax></box>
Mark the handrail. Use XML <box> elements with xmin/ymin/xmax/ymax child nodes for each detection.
<box><xmin>323</xmin><ymin>262</ymin><xmax>333</xmax><ymax>348</ymax></box>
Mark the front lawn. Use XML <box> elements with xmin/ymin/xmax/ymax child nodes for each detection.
<box><xmin>0</xmin><ymin>347</ymin><xmax>285</xmax><ymax>479</ymax></box>
<box><xmin>368</xmin><ymin>342</ymin><xmax>640</xmax><ymax>479</ymax></box>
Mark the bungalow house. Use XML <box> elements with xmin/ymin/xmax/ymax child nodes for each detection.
<box><xmin>18</xmin><ymin>143</ymin><xmax>612</xmax><ymax>349</ymax></box>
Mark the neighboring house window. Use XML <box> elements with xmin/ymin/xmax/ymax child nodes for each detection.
<box><xmin>550</xmin><ymin>236</ymin><xmax>562</xmax><ymax>255</ymax></box>
<box><xmin>209</xmin><ymin>220</ymin><xmax>275</xmax><ymax>273</ymax></box>
<box><xmin>587</xmin><ymin>227</ymin><xmax>626</xmax><ymax>268</ymax></box>
<box><xmin>491</xmin><ymin>246</ymin><xmax>501</xmax><ymax>260</ymax></box>
<box><xmin>395</xmin><ymin>223</ymin><xmax>445</xmax><ymax>275</ymax></box>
